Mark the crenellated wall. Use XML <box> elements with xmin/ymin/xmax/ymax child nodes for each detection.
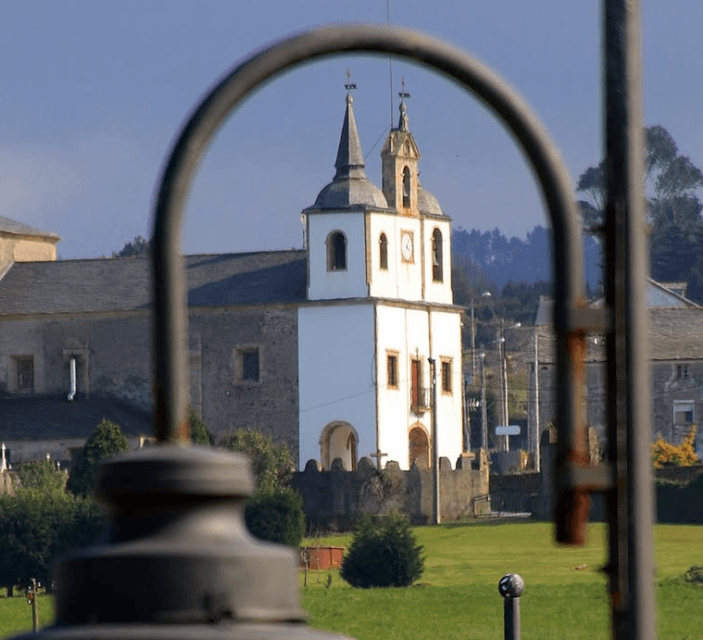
<box><xmin>292</xmin><ymin>452</ymin><xmax>490</xmax><ymax>529</ymax></box>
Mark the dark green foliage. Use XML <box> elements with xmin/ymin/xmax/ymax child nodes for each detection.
<box><xmin>219</xmin><ymin>429</ymin><xmax>294</xmax><ymax>492</ymax></box>
<box><xmin>66</xmin><ymin>419</ymin><xmax>129</xmax><ymax>496</ymax></box>
<box><xmin>189</xmin><ymin>409</ymin><xmax>213</xmax><ymax>445</ymax></box>
<box><xmin>112</xmin><ymin>235</ymin><xmax>151</xmax><ymax>258</ymax></box>
<box><xmin>244</xmin><ymin>488</ymin><xmax>305</xmax><ymax>548</ymax></box>
<box><xmin>684</xmin><ymin>565</ymin><xmax>703</xmax><ymax>585</ymax></box>
<box><xmin>0</xmin><ymin>491</ymin><xmax>105</xmax><ymax>590</ymax></box>
<box><xmin>577</xmin><ymin>124</ymin><xmax>703</xmax><ymax>302</ymax></box>
<box><xmin>16</xmin><ymin>460</ymin><xmax>66</xmax><ymax>493</ymax></box>
<box><xmin>340</xmin><ymin>511</ymin><xmax>424</xmax><ymax>588</ymax></box>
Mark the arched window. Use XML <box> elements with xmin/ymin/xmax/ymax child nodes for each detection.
<box><xmin>326</xmin><ymin>231</ymin><xmax>347</xmax><ymax>271</ymax></box>
<box><xmin>432</xmin><ymin>228</ymin><xmax>443</xmax><ymax>282</ymax></box>
<box><xmin>379</xmin><ymin>233</ymin><xmax>388</xmax><ymax>270</ymax></box>
<box><xmin>402</xmin><ymin>166</ymin><xmax>411</xmax><ymax>208</ymax></box>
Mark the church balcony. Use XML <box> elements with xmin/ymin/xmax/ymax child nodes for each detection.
<box><xmin>411</xmin><ymin>387</ymin><xmax>432</xmax><ymax>414</ymax></box>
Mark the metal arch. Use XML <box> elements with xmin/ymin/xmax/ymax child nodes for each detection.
<box><xmin>151</xmin><ymin>24</ymin><xmax>588</xmax><ymax>535</ymax></box>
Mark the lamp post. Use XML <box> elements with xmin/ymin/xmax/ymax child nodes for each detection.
<box><xmin>499</xmin><ymin>321</ymin><xmax>521</xmax><ymax>452</ymax></box>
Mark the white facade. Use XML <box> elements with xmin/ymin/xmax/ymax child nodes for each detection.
<box><xmin>297</xmin><ymin>94</ymin><xmax>465</xmax><ymax>471</ymax></box>
<box><xmin>306</xmin><ymin>212</ymin><xmax>369</xmax><ymax>301</ymax></box>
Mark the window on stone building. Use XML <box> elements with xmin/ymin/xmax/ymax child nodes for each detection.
<box><xmin>326</xmin><ymin>231</ymin><xmax>347</xmax><ymax>271</ymax></box>
<box><xmin>387</xmin><ymin>352</ymin><xmax>399</xmax><ymax>388</ymax></box>
<box><xmin>15</xmin><ymin>357</ymin><xmax>34</xmax><ymax>392</ymax></box>
<box><xmin>677</xmin><ymin>364</ymin><xmax>689</xmax><ymax>379</ymax></box>
<box><xmin>673</xmin><ymin>400</ymin><xmax>694</xmax><ymax>425</ymax></box>
<box><xmin>402</xmin><ymin>166</ymin><xmax>411</xmax><ymax>208</ymax></box>
<box><xmin>241</xmin><ymin>349</ymin><xmax>260</xmax><ymax>382</ymax></box>
<box><xmin>441</xmin><ymin>358</ymin><xmax>452</xmax><ymax>394</ymax></box>
<box><xmin>432</xmin><ymin>229</ymin><xmax>443</xmax><ymax>282</ymax></box>
<box><xmin>379</xmin><ymin>233</ymin><xmax>388</xmax><ymax>270</ymax></box>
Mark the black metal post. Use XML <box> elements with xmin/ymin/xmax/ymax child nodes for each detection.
<box><xmin>603</xmin><ymin>1</ymin><xmax>657</xmax><ymax>638</ymax></box>
<box><xmin>499</xmin><ymin>573</ymin><xmax>524</xmax><ymax>640</ymax></box>
<box><xmin>428</xmin><ymin>357</ymin><xmax>440</xmax><ymax>524</ymax></box>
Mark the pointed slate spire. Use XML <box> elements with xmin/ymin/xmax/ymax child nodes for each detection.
<box><xmin>333</xmin><ymin>93</ymin><xmax>367</xmax><ymax>180</ymax></box>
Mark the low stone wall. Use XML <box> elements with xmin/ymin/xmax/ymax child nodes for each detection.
<box><xmin>292</xmin><ymin>454</ymin><xmax>490</xmax><ymax>529</ymax></box>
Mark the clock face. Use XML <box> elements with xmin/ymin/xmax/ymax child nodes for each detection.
<box><xmin>401</xmin><ymin>233</ymin><xmax>414</xmax><ymax>262</ymax></box>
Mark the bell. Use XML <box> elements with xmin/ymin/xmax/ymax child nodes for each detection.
<box><xmin>8</xmin><ymin>445</ymin><xmax>352</xmax><ymax>640</ymax></box>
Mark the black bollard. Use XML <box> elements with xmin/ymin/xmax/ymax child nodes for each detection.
<box><xmin>498</xmin><ymin>573</ymin><xmax>525</xmax><ymax>640</ymax></box>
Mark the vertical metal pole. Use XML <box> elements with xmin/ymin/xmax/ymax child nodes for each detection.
<box><xmin>471</xmin><ymin>300</ymin><xmax>476</xmax><ymax>381</ymax></box>
<box><xmin>480</xmin><ymin>352</ymin><xmax>488</xmax><ymax>450</ymax></box>
<box><xmin>429</xmin><ymin>357</ymin><xmax>440</xmax><ymax>524</ymax></box>
<box><xmin>30</xmin><ymin>579</ymin><xmax>38</xmax><ymax>632</ymax></box>
<box><xmin>603</xmin><ymin>1</ymin><xmax>656</xmax><ymax>638</ymax></box>
<box><xmin>498</xmin><ymin>573</ymin><xmax>524</xmax><ymax>640</ymax></box>
<box><xmin>500</xmin><ymin>320</ymin><xmax>510</xmax><ymax>452</ymax></box>
<box><xmin>533</xmin><ymin>332</ymin><xmax>540</xmax><ymax>472</ymax></box>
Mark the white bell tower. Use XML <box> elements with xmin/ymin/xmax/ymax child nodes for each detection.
<box><xmin>298</xmin><ymin>83</ymin><xmax>464</xmax><ymax>473</ymax></box>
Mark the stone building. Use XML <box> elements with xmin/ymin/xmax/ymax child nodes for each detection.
<box><xmin>526</xmin><ymin>281</ymin><xmax>703</xmax><ymax>455</ymax></box>
<box><xmin>0</xmin><ymin>91</ymin><xmax>466</xmax><ymax>471</ymax></box>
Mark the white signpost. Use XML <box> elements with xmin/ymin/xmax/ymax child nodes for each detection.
<box><xmin>495</xmin><ymin>425</ymin><xmax>521</xmax><ymax>436</ymax></box>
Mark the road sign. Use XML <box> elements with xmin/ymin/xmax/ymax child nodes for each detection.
<box><xmin>495</xmin><ymin>425</ymin><xmax>521</xmax><ymax>435</ymax></box>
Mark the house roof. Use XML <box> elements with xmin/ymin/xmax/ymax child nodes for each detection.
<box><xmin>0</xmin><ymin>216</ymin><xmax>60</xmax><ymax>241</ymax></box>
<box><xmin>0</xmin><ymin>250</ymin><xmax>307</xmax><ymax>315</ymax></box>
<box><xmin>0</xmin><ymin>395</ymin><xmax>151</xmax><ymax>441</ymax></box>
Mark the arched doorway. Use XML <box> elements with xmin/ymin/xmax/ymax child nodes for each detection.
<box><xmin>409</xmin><ymin>425</ymin><xmax>430</xmax><ymax>468</ymax></box>
<box><xmin>320</xmin><ymin>422</ymin><xmax>358</xmax><ymax>471</ymax></box>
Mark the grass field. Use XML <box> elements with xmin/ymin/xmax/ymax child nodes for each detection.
<box><xmin>1</xmin><ymin>521</ymin><xmax>701</xmax><ymax>639</ymax></box>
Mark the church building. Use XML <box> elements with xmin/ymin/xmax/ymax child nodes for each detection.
<box><xmin>0</xmin><ymin>89</ymin><xmax>466</xmax><ymax>471</ymax></box>
<box><xmin>299</xmin><ymin>91</ymin><xmax>464</xmax><ymax>470</ymax></box>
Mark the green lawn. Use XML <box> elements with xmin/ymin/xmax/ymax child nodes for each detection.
<box><xmin>300</xmin><ymin>522</ymin><xmax>703</xmax><ymax>640</ymax></box>
<box><xmin>1</xmin><ymin>522</ymin><xmax>702</xmax><ymax>639</ymax></box>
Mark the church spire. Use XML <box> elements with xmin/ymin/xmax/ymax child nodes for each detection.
<box><xmin>333</xmin><ymin>75</ymin><xmax>366</xmax><ymax>180</ymax></box>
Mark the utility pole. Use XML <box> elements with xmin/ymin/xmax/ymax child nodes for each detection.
<box><xmin>499</xmin><ymin>319</ymin><xmax>509</xmax><ymax>452</ymax></box>
<box><xmin>533</xmin><ymin>332</ymin><xmax>541</xmax><ymax>472</ymax></box>
<box><xmin>428</xmin><ymin>357</ymin><xmax>440</xmax><ymax>524</ymax></box>
<box><xmin>480</xmin><ymin>352</ymin><xmax>488</xmax><ymax>451</ymax></box>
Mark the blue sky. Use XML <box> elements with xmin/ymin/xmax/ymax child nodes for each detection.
<box><xmin>1</xmin><ymin>1</ymin><xmax>702</xmax><ymax>259</ymax></box>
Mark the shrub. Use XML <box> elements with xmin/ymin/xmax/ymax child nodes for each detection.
<box><xmin>220</xmin><ymin>429</ymin><xmax>294</xmax><ymax>492</ymax></box>
<box><xmin>651</xmin><ymin>427</ymin><xmax>699</xmax><ymax>468</ymax></box>
<box><xmin>340</xmin><ymin>511</ymin><xmax>424</xmax><ymax>588</ymax></box>
<box><xmin>67</xmin><ymin>419</ymin><xmax>129</xmax><ymax>496</ymax></box>
<box><xmin>244</xmin><ymin>488</ymin><xmax>305</xmax><ymax>548</ymax></box>
<box><xmin>189</xmin><ymin>410</ymin><xmax>213</xmax><ymax>445</ymax></box>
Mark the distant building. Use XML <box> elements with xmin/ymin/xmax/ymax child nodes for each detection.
<box><xmin>0</xmin><ymin>91</ymin><xmax>466</xmax><ymax>470</ymax></box>
<box><xmin>530</xmin><ymin>282</ymin><xmax>703</xmax><ymax>456</ymax></box>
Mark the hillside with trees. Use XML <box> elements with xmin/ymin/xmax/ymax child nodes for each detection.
<box><xmin>450</xmin><ymin>124</ymin><xmax>703</xmax><ymax>327</ymax></box>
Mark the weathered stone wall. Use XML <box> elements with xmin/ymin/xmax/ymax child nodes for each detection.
<box><xmin>292</xmin><ymin>454</ymin><xmax>490</xmax><ymax>528</ymax></box>
<box><xmin>0</xmin><ymin>305</ymin><xmax>300</xmax><ymax>457</ymax></box>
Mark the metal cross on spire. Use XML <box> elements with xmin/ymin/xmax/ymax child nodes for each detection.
<box><xmin>398</xmin><ymin>77</ymin><xmax>411</xmax><ymax>103</ymax></box>
<box><xmin>344</xmin><ymin>68</ymin><xmax>357</xmax><ymax>94</ymax></box>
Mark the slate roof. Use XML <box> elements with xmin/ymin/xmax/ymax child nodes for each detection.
<box><xmin>308</xmin><ymin>93</ymin><xmax>388</xmax><ymax>211</ymax></box>
<box><xmin>0</xmin><ymin>250</ymin><xmax>307</xmax><ymax>315</ymax></box>
<box><xmin>0</xmin><ymin>395</ymin><xmax>151</xmax><ymax>440</ymax></box>
<box><xmin>0</xmin><ymin>216</ymin><xmax>60</xmax><ymax>240</ymax></box>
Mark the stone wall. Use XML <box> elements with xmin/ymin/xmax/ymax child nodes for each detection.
<box><xmin>292</xmin><ymin>454</ymin><xmax>490</xmax><ymax>529</ymax></box>
<box><xmin>0</xmin><ymin>304</ymin><xmax>300</xmax><ymax>457</ymax></box>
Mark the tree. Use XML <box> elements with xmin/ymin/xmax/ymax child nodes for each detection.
<box><xmin>16</xmin><ymin>460</ymin><xmax>67</xmax><ymax>494</ymax></box>
<box><xmin>66</xmin><ymin>419</ymin><xmax>129</xmax><ymax>496</ymax></box>
<box><xmin>244</xmin><ymin>488</ymin><xmax>305</xmax><ymax>548</ymax></box>
<box><xmin>0</xmin><ymin>490</ymin><xmax>104</xmax><ymax>596</ymax></box>
<box><xmin>577</xmin><ymin>124</ymin><xmax>703</xmax><ymax>301</ymax></box>
<box><xmin>340</xmin><ymin>511</ymin><xmax>424</xmax><ymax>588</ymax></box>
<box><xmin>189</xmin><ymin>409</ymin><xmax>213</xmax><ymax>445</ymax></box>
<box><xmin>219</xmin><ymin>430</ymin><xmax>294</xmax><ymax>492</ymax></box>
<box><xmin>112</xmin><ymin>235</ymin><xmax>151</xmax><ymax>258</ymax></box>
